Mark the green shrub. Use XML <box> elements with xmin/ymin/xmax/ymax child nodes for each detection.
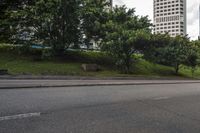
<box><xmin>0</xmin><ymin>44</ymin><xmax>19</xmax><ymax>54</ymax></box>
<box><xmin>0</xmin><ymin>44</ymin><xmax>43</xmax><ymax>60</ymax></box>
<box><xmin>0</xmin><ymin>44</ymin><xmax>114</xmax><ymax>65</ymax></box>
<box><xmin>41</xmin><ymin>48</ymin><xmax>53</xmax><ymax>60</ymax></box>
<box><xmin>64</xmin><ymin>50</ymin><xmax>114</xmax><ymax>66</ymax></box>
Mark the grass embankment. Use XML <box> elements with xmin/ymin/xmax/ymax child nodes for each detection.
<box><xmin>0</xmin><ymin>51</ymin><xmax>118</xmax><ymax>76</ymax></box>
<box><xmin>0</xmin><ymin>52</ymin><xmax>194</xmax><ymax>78</ymax></box>
<box><xmin>0</xmin><ymin>44</ymin><xmax>198</xmax><ymax>78</ymax></box>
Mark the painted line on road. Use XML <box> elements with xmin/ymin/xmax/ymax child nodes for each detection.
<box><xmin>0</xmin><ymin>112</ymin><xmax>41</xmax><ymax>121</ymax></box>
<box><xmin>153</xmin><ymin>97</ymin><xmax>170</xmax><ymax>100</ymax></box>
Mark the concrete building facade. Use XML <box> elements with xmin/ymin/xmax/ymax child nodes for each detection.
<box><xmin>106</xmin><ymin>0</ymin><xmax>113</xmax><ymax>9</ymax></box>
<box><xmin>199</xmin><ymin>4</ymin><xmax>200</xmax><ymax>40</ymax></box>
<box><xmin>153</xmin><ymin>0</ymin><xmax>187</xmax><ymax>37</ymax></box>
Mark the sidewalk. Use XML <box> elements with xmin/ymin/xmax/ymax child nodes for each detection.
<box><xmin>1</xmin><ymin>78</ymin><xmax>200</xmax><ymax>89</ymax></box>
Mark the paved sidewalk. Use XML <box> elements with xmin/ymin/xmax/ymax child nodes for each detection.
<box><xmin>1</xmin><ymin>79</ymin><xmax>200</xmax><ymax>89</ymax></box>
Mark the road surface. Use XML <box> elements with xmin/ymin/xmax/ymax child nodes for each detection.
<box><xmin>1</xmin><ymin>82</ymin><xmax>200</xmax><ymax>132</ymax></box>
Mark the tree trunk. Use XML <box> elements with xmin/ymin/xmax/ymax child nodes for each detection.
<box><xmin>125</xmin><ymin>55</ymin><xmax>131</xmax><ymax>74</ymax></box>
<box><xmin>175</xmin><ymin>63</ymin><xmax>179</xmax><ymax>75</ymax></box>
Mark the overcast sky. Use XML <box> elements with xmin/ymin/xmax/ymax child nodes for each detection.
<box><xmin>114</xmin><ymin>0</ymin><xmax>200</xmax><ymax>40</ymax></box>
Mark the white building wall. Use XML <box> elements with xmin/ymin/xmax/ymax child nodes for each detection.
<box><xmin>153</xmin><ymin>0</ymin><xmax>187</xmax><ymax>37</ymax></box>
<box><xmin>105</xmin><ymin>0</ymin><xmax>113</xmax><ymax>9</ymax></box>
<box><xmin>199</xmin><ymin>5</ymin><xmax>200</xmax><ymax>39</ymax></box>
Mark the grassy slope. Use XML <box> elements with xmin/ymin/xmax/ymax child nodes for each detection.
<box><xmin>0</xmin><ymin>51</ymin><xmax>198</xmax><ymax>78</ymax></box>
<box><xmin>0</xmin><ymin>52</ymin><xmax>116</xmax><ymax>76</ymax></box>
<box><xmin>133</xmin><ymin>59</ymin><xmax>174</xmax><ymax>76</ymax></box>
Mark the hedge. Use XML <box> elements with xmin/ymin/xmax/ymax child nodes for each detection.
<box><xmin>0</xmin><ymin>44</ymin><xmax>114</xmax><ymax>66</ymax></box>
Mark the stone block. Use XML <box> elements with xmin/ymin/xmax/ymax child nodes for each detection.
<box><xmin>81</xmin><ymin>64</ymin><xmax>100</xmax><ymax>72</ymax></box>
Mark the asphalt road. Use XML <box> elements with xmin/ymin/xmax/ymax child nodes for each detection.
<box><xmin>1</xmin><ymin>83</ymin><xmax>200</xmax><ymax>133</ymax></box>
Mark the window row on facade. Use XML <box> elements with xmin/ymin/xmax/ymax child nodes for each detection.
<box><xmin>154</xmin><ymin>4</ymin><xmax>183</xmax><ymax>9</ymax></box>
<box><xmin>155</xmin><ymin>11</ymin><xmax>183</xmax><ymax>17</ymax></box>
<box><xmin>155</xmin><ymin>27</ymin><xmax>184</xmax><ymax>32</ymax></box>
<box><xmin>155</xmin><ymin>15</ymin><xmax>180</xmax><ymax>23</ymax></box>
<box><xmin>156</xmin><ymin>21</ymin><xmax>184</xmax><ymax>26</ymax></box>
<box><xmin>155</xmin><ymin>9</ymin><xmax>183</xmax><ymax>14</ymax></box>
<box><xmin>155</xmin><ymin>30</ymin><xmax>184</xmax><ymax>34</ymax></box>
<box><xmin>156</xmin><ymin>26</ymin><xmax>183</xmax><ymax>29</ymax></box>
<box><xmin>154</xmin><ymin>0</ymin><xmax>184</xmax><ymax>4</ymax></box>
<box><xmin>155</xmin><ymin>8</ymin><xmax>184</xmax><ymax>12</ymax></box>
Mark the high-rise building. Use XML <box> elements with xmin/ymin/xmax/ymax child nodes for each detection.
<box><xmin>110</xmin><ymin>0</ymin><xmax>113</xmax><ymax>8</ymax></box>
<box><xmin>153</xmin><ymin>0</ymin><xmax>187</xmax><ymax>37</ymax></box>
<box><xmin>106</xmin><ymin>0</ymin><xmax>113</xmax><ymax>9</ymax></box>
<box><xmin>199</xmin><ymin>4</ymin><xmax>200</xmax><ymax>40</ymax></box>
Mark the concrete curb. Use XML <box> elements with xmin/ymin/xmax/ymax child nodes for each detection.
<box><xmin>0</xmin><ymin>75</ymin><xmax>194</xmax><ymax>80</ymax></box>
<box><xmin>1</xmin><ymin>81</ymin><xmax>200</xmax><ymax>89</ymax></box>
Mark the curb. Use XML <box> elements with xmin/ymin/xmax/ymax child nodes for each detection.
<box><xmin>1</xmin><ymin>81</ymin><xmax>200</xmax><ymax>89</ymax></box>
<box><xmin>0</xmin><ymin>75</ymin><xmax>194</xmax><ymax>80</ymax></box>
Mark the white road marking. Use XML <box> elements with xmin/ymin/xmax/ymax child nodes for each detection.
<box><xmin>153</xmin><ymin>97</ymin><xmax>170</xmax><ymax>100</ymax></box>
<box><xmin>0</xmin><ymin>112</ymin><xmax>41</xmax><ymax>121</ymax></box>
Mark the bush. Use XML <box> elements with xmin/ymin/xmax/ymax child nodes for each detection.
<box><xmin>0</xmin><ymin>44</ymin><xmax>115</xmax><ymax>66</ymax></box>
<box><xmin>0</xmin><ymin>44</ymin><xmax>19</xmax><ymax>54</ymax></box>
<box><xmin>41</xmin><ymin>48</ymin><xmax>53</xmax><ymax>60</ymax></box>
<box><xmin>0</xmin><ymin>44</ymin><xmax>43</xmax><ymax>60</ymax></box>
<box><xmin>64</xmin><ymin>50</ymin><xmax>114</xmax><ymax>66</ymax></box>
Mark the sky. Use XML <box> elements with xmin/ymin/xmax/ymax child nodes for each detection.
<box><xmin>114</xmin><ymin>0</ymin><xmax>200</xmax><ymax>40</ymax></box>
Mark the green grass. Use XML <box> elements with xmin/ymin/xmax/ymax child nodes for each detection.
<box><xmin>0</xmin><ymin>49</ymin><xmax>198</xmax><ymax>78</ymax></box>
<box><xmin>179</xmin><ymin>66</ymin><xmax>200</xmax><ymax>79</ymax></box>
<box><xmin>0</xmin><ymin>52</ymin><xmax>117</xmax><ymax>76</ymax></box>
<box><xmin>133</xmin><ymin>60</ymin><xmax>200</xmax><ymax>79</ymax></box>
<box><xmin>132</xmin><ymin>59</ymin><xmax>175</xmax><ymax>76</ymax></box>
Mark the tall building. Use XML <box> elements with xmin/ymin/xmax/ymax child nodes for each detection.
<box><xmin>109</xmin><ymin>0</ymin><xmax>113</xmax><ymax>8</ymax></box>
<box><xmin>153</xmin><ymin>0</ymin><xmax>187</xmax><ymax>37</ymax></box>
<box><xmin>199</xmin><ymin>4</ymin><xmax>200</xmax><ymax>40</ymax></box>
<box><xmin>106</xmin><ymin>0</ymin><xmax>113</xmax><ymax>9</ymax></box>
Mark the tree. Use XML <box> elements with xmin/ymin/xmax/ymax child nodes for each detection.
<box><xmin>138</xmin><ymin>33</ymin><xmax>171</xmax><ymax>63</ymax></box>
<box><xmin>101</xmin><ymin>6</ymin><xmax>151</xmax><ymax>73</ymax></box>
<box><xmin>161</xmin><ymin>36</ymin><xmax>190</xmax><ymax>74</ymax></box>
<box><xmin>0</xmin><ymin>0</ymin><xmax>35</xmax><ymax>43</ymax></box>
<box><xmin>185</xmin><ymin>41</ymin><xmax>200</xmax><ymax>76</ymax></box>
<box><xmin>3</xmin><ymin>0</ymin><xmax>81</xmax><ymax>56</ymax></box>
<box><xmin>81</xmin><ymin>0</ymin><xmax>110</xmax><ymax>49</ymax></box>
<box><xmin>143</xmin><ymin>35</ymin><xmax>190</xmax><ymax>74</ymax></box>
